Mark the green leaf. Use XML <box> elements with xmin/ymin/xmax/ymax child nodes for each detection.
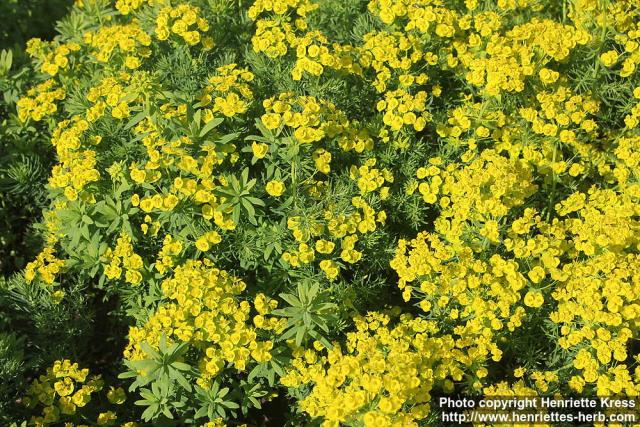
<box><xmin>279</xmin><ymin>292</ymin><xmax>301</xmax><ymax>307</ymax></box>
<box><xmin>216</xmin><ymin>132</ymin><xmax>240</xmax><ymax>144</ymax></box>
<box><xmin>295</xmin><ymin>327</ymin><xmax>305</xmax><ymax>346</ymax></box>
<box><xmin>194</xmin><ymin>406</ymin><xmax>208</xmax><ymax>419</ymax></box>
<box><xmin>199</xmin><ymin>117</ymin><xmax>223</xmax><ymax>138</ymax></box>
<box><xmin>124</xmin><ymin>110</ymin><xmax>148</xmax><ymax>131</ymax></box>
<box><xmin>241</xmin><ymin>198</ymin><xmax>256</xmax><ymax>218</ymax></box>
<box><xmin>139</xmin><ymin>341</ymin><xmax>161</xmax><ymax>359</ymax></box>
<box><xmin>141</xmin><ymin>404</ymin><xmax>159</xmax><ymax>421</ymax></box>
<box><xmin>173</xmin><ymin>370</ymin><xmax>192</xmax><ymax>392</ymax></box>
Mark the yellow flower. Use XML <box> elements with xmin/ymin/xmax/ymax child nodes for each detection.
<box><xmin>319</xmin><ymin>259</ymin><xmax>339</xmax><ymax>280</ymax></box>
<box><xmin>251</xmin><ymin>142</ymin><xmax>269</xmax><ymax>159</ymax></box>
<box><xmin>51</xmin><ymin>290</ymin><xmax>65</xmax><ymax>304</ymax></box>
<box><xmin>140</xmin><ymin>198</ymin><xmax>154</xmax><ymax>212</ymax></box>
<box><xmin>205</xmin><ymin>230</ymin><xmax>222</xmax><ymax>244</ymax></box>
<box><xmin>313</xmin><ymin>148</ymin><xmax>331</xmax><ymax>174</ymax></box>
<box><xmin>124</xmin><ymin>56</ymin><xmax>141</xmax><ymax>69</ymax></box>
<box><xmin>261</xmin><ymin>113</ymin><xmax>281</xmax><ymax>130</ymax></box>
<box><xmin>59</xmin><ymin>396</ymin><xmax>76</xmax><ymax>415</ymax></box>
<box><xmin>111</xmin><ymin>102</ymin><xmax>130</xmax><ymax>119</ymax></box>
<box><xmin>265</xmin><ymin>180</ymin><xmax>285</xmax><ymax>197</ymax></box>
<box><xmin>315</xmin><ymin>239</ymin><xmax>335</xmax><ymax>254</ymax></box>
<box><xmin>106</xmin><ymin>387</ymin><xmax>126</xmax><ymax>404</ymax></box>
<box><xmin>527</xmin><ymin>266</ymin><xmax>545</xmax><ymax>284</ymax></box>
<box><xmin>54</xmin><ymin>378</ymin><xmax>74</xmax><ymax>397</ymax></box>
<box><xmin>539</xmin><ymin>68</ymin><xmax>559</xmax><ymax>84</ymax></box>
<box><xmin>568</xmin><ymin>163</ymin><xmax>583</xmax><ymax>176</ymax></box>
<box><xmin>600</xmin><ymin>50</ymin><xmax>619</xmax><ymax>67</ymax></box>
<box><xmin>97</xmin><ymin>411</ymin><xmax>117</xmax><ymax>425</ymax></box>
<box><xmin>195</xmin><ymin>237</ymin><xmax>210</xmax><ymax>252</ymax></box>
<box><xmin>523</xmin><ymin>290</ymin><xmax>544</xmax><ymax>308</ymax></box>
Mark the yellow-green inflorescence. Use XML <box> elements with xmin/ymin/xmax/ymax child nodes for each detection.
<box><xmin>14</xmin><ymin>0</ymin><xmax>640</xmax><ymax>425</ymax></box>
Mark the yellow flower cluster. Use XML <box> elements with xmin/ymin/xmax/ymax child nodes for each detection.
<box><xmin>377</xmin><ymin>88</ymin><xmax>430</xmax><ymax>131</ymax></box>
<box><xmin>359</xmin><ymin>31</ymin><xmax>424</xmax><ymax>93</ymax></box>
<box><xmin>336</xmin><ymin>127</ymin><xmax>374</xmax><ymax>153</ymax></box>
<box><xmin>459</xmin><ymin>19</ymin><xmax>589</xmax><ymax>96</ymax></box>
<box><xmin>436</xmin><ymin>101</ymin><xmax>507</xmax><ymax>146</ymax></box>
<box><xmin>253</xmin><ymin>292</ymin><xmax>287</xmax><ymax>331</ymax></box>
<box><xmin>557</xmin><ymin>187</ymin><xmax>640</xmax><ymax>256</ymax></box>
<box><xmin>261</xmin><ymin>93</ymin><xmax>349</xmax><ymax>143</ymax></box>
<box><xmin>85</xmin><ymin>75</ymin><xmax>134</xmax><ymax>121</ymax></box>
<box><xmin>103</xmin><ymin>233</ymin><xmax>144</xmax><ymax>285</ymax></box>
<box><xmin>154</xmin><ymin>234</ymin><xmax>183</xmax><ymax>274</ymax></box>
<box><xmin>547</xmin><ymin>240</ymin><xmax>640</xmax><ymax>394</ymax></box>
<box><xmin>26</xmin><ymin>39</ymin><xmax>80</xmax><ymax>76</ymax></box>
<box><xmin>483</xmin><ymin>379</ymin><xmax>540</xmax><ymax>402</ymax></box>
<box><xmin>613</xmin><ymin>134</ymin><xmax>640</xmax><ymax>185</ymax></box>
<box><xmin>17</xmin><ymin>79</ymin><xmax>66</xmax><ymax>122</ymax></box>
<box><xmin>121</xmin><ymin>103</ymin><xmax>240</xmax><ymax>234</ymax></box>
<box><xmin>24</xmin><ymin>360</ymin><xmax>104</xmax><ymax>426</ymax></box>
<box><xmin>568</xmin><ymin>0</ymin><xmax>639</xmax><ymax>78</ymax></box>
<box><xmin>195</xmin><ymin>230</ymin><xmax>222</xmax><ymax>251</ymax></box>
<box><xmin>624</xmin><ymin>87</ymin><xmax>640</xmax><ymax>129</ymax></box>
<box><xmin>84</xmin><ymin>23</ymin><xmax>152</xmax><ymax>64</ymax></box>
<box><xmin>15</xmin><ymin>0</ymin><xmax>640</xmax><ymax>423</ymax></box>
<box><xmin>49</xmin><ymin>148</ymin><xmax>100</xmax><ymax>202</ymax></box>
<box><xmin>251</xmin><ymin>19</ymin><xmax>296</xmax><ymax>58</ymax></box>
<box><xmin>519</xmin><ymin>86</ymin><xmax>600</xmax><ymax>140</ymax></box>
<box><xmin>283</xmin><ymin>194</ymin><xmax>385</xmax><ymax>279</ymax></box>
<box><xmin>367</xmin><ymin>0</ymin><xmax>460</xmax><ymax>36</ymax></box>
<box><xmin>24</xmin><ymin>247</ymin><xmax>66</xmax><ymax>285</ymax></box>
<box><xmin>390</xmin><ymin>232</ymin><xmax>525</xmax><ymax>376</ymax></box>
<box><xmin>349</xmin><ymin>158</ymin><xmax>393</xmax><ymax>196</ymax></box>
<box><xmin>115</xmin><ymin>0</ymin><xmax>157</xmax><ymax>15</ymax></box>
<box><xmin>603</xmin><ymin>21</ymin><xmax>640</xmax><ymax>77</ymax></box>
<box><xmin>485</xmin><ymin>184</ymin><xmax>639</xmax><ymax>395</ymax></box>
<box><xmin>414</xmin><ymin>150</ymin><xmax>537</xmax><ymax>246</ymax></box>
<box><xmin>124</xmin><ymin>260</ymin><xmax>276</xmax><ymax>387</ymax></box>
<box><xmin>290</xmin><ymin>31</ymin><xmax>330</xmax><ymax>80</ymax></box>
<box><xmin>248</xmin><ymin>0</ymin><xmax>318</xmax><ymax>20</ymax></box>
<box><xmin>550</xmin><ymin>255</ymin><xmax>640</xmax><ymax>393</ymax></box>
<box><xmin>282</xmin><ymin>311</ymin><xmax>458</xmax><ymax>427</ymax></box>
<box><xmin>156</xmin><ymin>4</ymin><xmax>210</xmax><ymax>46</ymax></box>
<box><xmin>201</xmin><ymin>64</ymin><xmax>255</xmax><ymax>118</ymax></box>
<box><xmin>249</xmin><ymin>0</ymin><xmax>363</xmax><ymax>80</ymax></box>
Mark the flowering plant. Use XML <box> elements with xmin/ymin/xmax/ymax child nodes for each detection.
<box><xmin>2</xmin><ymin>0</ymin><xmax>640</xmax><ymax>425</ymax></box>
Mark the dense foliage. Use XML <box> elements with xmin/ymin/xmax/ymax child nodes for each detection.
<box><xmin>0</xmin><ymin>0</ymin><xmax>74</xmax><ymax>49</ymax></box>
<box><xmin>1</xmin><ymin>5</ymin><xmax>74</xmax><ymax>420</ymax></box>
<box><xmin>0</xmin><ymin>1</ymin><xmax>73</xmax><ymax>276</ymax></box>
<box><xmin>2</xmin><ymin>0</ymin><xmax>640</xmax><ymax>425</ymax></box>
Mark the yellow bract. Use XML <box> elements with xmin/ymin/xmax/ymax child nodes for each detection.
<box><xmin>24</xmin><ymin>360</ymin><xmax>104</xmax><ymax>425</ymax></box>
<box><xmin>124</xmin><ymin>260</ymin><xmax>279</xmax><ymax>387</ymax></box>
